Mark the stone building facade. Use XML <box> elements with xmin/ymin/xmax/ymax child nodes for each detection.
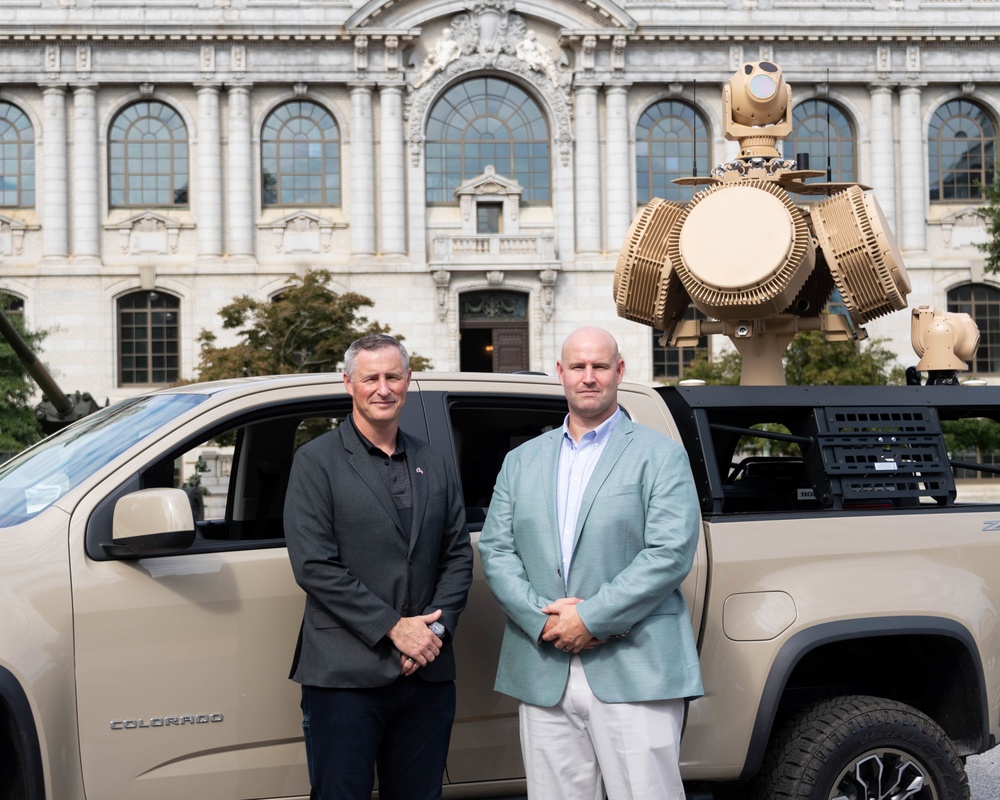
<box><xmin>0</xmin><ymin>0</ymin><xmax>998</xmax><ymax>406</ymax></box>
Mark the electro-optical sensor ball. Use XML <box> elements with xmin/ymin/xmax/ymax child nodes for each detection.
<box><xmin>728</xmin><ymin>61</ymin><xmax>788</xmax><ymax>127</ymax></box>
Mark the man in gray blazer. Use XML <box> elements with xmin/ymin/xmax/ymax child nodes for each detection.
<box><xmin>285</xmin><ymin>333</ymin><xmax>473</xmax><ymax>800</ymax></box>
<box><xmin>479</xmin><ymin>327</ymin><xmax>703</xmax><ymax>800</ymax></box>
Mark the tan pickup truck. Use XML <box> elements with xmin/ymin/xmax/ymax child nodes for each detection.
<box><xmin>0</xmin><ymin>370</ymin><xmax>997</xmax><ymax>800</ymax></box>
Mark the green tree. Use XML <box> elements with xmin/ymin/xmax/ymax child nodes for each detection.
<box><xmin>681</xmin><ymin>347</ymin><xmax>742</xmax><ymax>385</ymax></box>
<box><xmin>975</xmin><ymin>166</ymin><xmax>1000</xmax><ymax>274</ymax></box>
<box><xmin>194</xmin><ymin>269</ymin><xmax>430</xmax><ymax>381</ymax></box>
<box><xmin>783</xmin><ymin>331</ymin><xmax>905</xmax><ymax>386</ymax></box>
<box><xmin>942</xmin><ymin>417</ymin><xmax>1000</xmax><ymax>455</ymax></box>
<box><xmin>0</xmin><ymin>291</ymin><xmax>46</xmax><ymax>455</ymax></box>
<box><xmin>679</xmin><ymin>330</ymin><xmax>905</xmax><ymax>387</ymax></box>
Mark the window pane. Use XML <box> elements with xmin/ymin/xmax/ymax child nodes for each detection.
<box><xmin>929</xmin><ymin>100</ymin><xmax>996</xmax><ymax>203</ymax></box>
<box><xmin>108</xmin><ymin>102</ymin><xmax>188</xmax><ymax>208</ymax></box>
<box><xmin>477</xmin><ymin>204</ymin><xmax>502</xmax><ymax>234</ymax></box>
<box><xmin>652</xmin><ymin>307</ymin><xmax>710</xmax><ymax>381</ymax></box>
<box><xmin>0</xmin><ymin>103</ymin><xmax>35</xmax><ymax>207</ymax></box>
<box><xmin>118</xmin><ymin>292</ymin><xmax>181</xmax><ymax>386</ymax></box>
<box><xmin>949</xmin><ymin>284</ymin><xmax>1000</xmax><ymax>374</ymax></box>
<box><xmin>426</xmin><ymin>78</ymin><xmax>550</xmax><ymax>204</ymax></box>
<box><xmin>261</xmin><ymin>101</ymin><xmax>340</xmax><ymax>207</ymax></box>
<box><xmin>635</xmin><ymin>100</ymin><xmax>710</xmax><ymax>205</ymax></box>
<box><xmin>781</xmin><ymin>100</ymin><xmax>856</xmax><ymax>192</ymax></box>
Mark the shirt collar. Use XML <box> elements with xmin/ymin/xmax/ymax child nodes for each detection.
<box><xmin>561</xmin><ymin>406</ymin><xmax>622</xmax><ymax>448</ymax></box>
<box><xmin>349</xmin><ymin>414</ymin><xmax>405</xmax><ymax>457</ymax></box>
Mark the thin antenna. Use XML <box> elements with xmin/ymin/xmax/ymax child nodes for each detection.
<box><xmin>826</xmin><ymin>68</ymin><xmax>832</xmax><ymax>182</ymax></box>
<box><xmin>692</xmin><ymin>80</ymin><xmax>698</xmax><ymax>178</ymax></box>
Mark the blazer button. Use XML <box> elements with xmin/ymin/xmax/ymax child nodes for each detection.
<box><xmin>401</xmin><ymin>602</ymin><xmax>409</xmax><ymax>610</ymax></box>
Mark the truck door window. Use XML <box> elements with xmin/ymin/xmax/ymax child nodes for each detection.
<box><xmin>448</xmin><ymin>399</ymin><xmax>567</xmax><ymax>524</ymax></box>
<box><xmin>160</xmin><ymin>414</ymin><xmax>348</xmax><ymax>542</ymax></box>
<box><xmin>86</xmin><ymin>406</ymin><xmax>351</xmax><ymax>559</ymax></box>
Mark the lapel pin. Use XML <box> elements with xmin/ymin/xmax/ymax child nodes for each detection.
<box><xmin>415</xmin><ymin>467</ymin><xmax>424</xmax><ymax>474</ymax></box>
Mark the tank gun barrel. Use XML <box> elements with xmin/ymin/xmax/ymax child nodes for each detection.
<box><xmin>0</xmin><ymin>307</ymin><xmax>74</xmax><ymax>417</ymax></box>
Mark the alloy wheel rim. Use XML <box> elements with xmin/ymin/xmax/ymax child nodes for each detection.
<box><xmin>830</xmin><ymin>748</ymin><xmax>938</xmax><ymax>800</ymax></box>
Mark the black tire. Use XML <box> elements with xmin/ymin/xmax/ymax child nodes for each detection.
<box><xmin>754</xmin><ymin>695</ymin><xmax>970</xmax><ymax>800</ymax></box>
<box><xmin>0</xmin><ymin>709</ymin><xmax>25</xmax><ymax>800</ymax></box>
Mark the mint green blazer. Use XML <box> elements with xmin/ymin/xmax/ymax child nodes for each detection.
<box><xmin>479</xmin><ymin>413</ymin><xmax>703</xmax><ymax>707</ymax></box>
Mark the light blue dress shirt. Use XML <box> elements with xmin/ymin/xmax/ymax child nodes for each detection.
<box><xmin>556</xmin><ymin>407</ymin><xmax>622</xmax><ymax>586</ymax></box>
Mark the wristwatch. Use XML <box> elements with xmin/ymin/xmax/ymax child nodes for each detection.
<box><xmin>428</xmin><ymin>621</ymin><xmax>447</xmax><ymax>640</ymax></box>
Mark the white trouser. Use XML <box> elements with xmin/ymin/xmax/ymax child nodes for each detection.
<box><xmin>518</xmin><ymin>656</ymin><xmax>686</xmax><ymax>800</ymax></box>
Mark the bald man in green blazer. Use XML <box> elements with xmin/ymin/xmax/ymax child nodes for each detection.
<box><xmin>479</xmin><ymin>327</ymin><xmax>703</xmax><ymax>800</ymax></box>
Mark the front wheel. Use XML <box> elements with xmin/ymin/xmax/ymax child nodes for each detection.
<box><xmin>754</xmin><ymin>695</ymin><xmax>970</xmax><ymax>800</ymax></box>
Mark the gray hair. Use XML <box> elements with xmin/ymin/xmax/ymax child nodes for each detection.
<box><xmin>343</xmin><ymin>333</ymin><xmax>409</xmax><ymax>378</ymax></box>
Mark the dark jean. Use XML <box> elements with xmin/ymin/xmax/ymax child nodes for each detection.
<box><xmin>301</xmin><ymin>677</ymin><xmax>456</xmax><ymax>800</ymax></box>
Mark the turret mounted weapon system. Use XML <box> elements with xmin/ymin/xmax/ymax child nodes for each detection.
<box><xmin>614</xmin><ymin>60</ymin><xmax>980</xmax><ymax>385</ymax></box>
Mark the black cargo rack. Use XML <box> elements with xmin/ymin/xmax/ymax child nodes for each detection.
<box><xmin>656</xmin><ymin>385</ymin><xmax>1000</xmax><ymax>515</ymax></box>
<box><xmin>807</xmin><ymin>405</ymin><xmax>955</xmax><ymax>509</ymax></box>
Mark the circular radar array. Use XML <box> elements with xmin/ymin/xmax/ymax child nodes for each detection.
<box><xmin>669</xmin><ymin>180</ymin><xmax>815</xmax><ymax>320</ymax></box>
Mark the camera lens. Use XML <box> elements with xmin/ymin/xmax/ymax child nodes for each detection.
<box><xmin>749</xmin><ymin>74</ymin><xmax>776</xmax><ymax>100</ymax></box>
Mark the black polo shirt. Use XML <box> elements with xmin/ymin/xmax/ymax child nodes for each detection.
<box><xmin>350</xmin><ymin>416</ymin><xmax>414</xmax><ymax>539</ymax></box>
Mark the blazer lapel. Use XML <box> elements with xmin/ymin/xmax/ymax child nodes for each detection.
<box><xmin>341</xmin><ymin>421</ymin><xmax>406</xmax><ymax>537</ymax></box>
<box><xmin>571</xmin><ymin>416</ymin><xmax>633</xmax><ymax>554</ymax></box>
<box><xmin>406</xmin><ymin>434</ymin><xmax>428</xmax><ymax>553</ymax></box>
<box><xmin>540</xmin><ymin>428</ymin><xmax>562</xmax><ymax>557</ymax></box>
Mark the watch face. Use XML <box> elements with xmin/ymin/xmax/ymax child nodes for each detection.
<box><xmin>429</xmin><ymin>622</ymin><xmax>445</xmax><ymax>636</ymax></box>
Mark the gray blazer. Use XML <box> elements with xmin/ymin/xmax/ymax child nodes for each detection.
<box><xmin>285</xmin><ymin>418</ymin><xmax>473</xmax><ymax>688</ymax></box>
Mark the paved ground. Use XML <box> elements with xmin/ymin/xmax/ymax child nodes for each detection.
<box><xmin>968</xmin><ymin>749</ymin><xmax>1000</xmax><ymax>800</ymax></box>
<box><xmin>500</xmin><ymin>749</ymin><xmax>1000</xmax><ymax>798</ymax></box>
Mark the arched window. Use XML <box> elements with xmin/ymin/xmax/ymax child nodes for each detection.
<box><xmin>948</xmin><ymin>284</ymin><xmax>1000</xmax><ymax>374</ymax></box>
<box><xmin>782</xmin><ymin>99</ymin><xmax>856</xmax><ymax>184</ymax></box>
<box><xmin>118</xmin><ymin>291</ymin><xmax>180</xmax><ymax>386</ymax></box>
<box><xmin>929</xmin><ymin>99</ymin><xmax>996</xmax><ymax>202</ymax></box>
<box><xmin>0</xmin><ymin>102</ymin><xmax>34</xmax><ymax>208</ymax></box>
<box><xmin>262</xmin><ymin>101</ymin><xmax>340</xmax><ymax>207</ymax></box>
<box><xmin>652</xmin><ymin>307</ymin><xmax>710</xmax><ymax>382</ymax></box>
<box><xmin>635</xmin><ymin>100</ymin><xmax>709</xmax><ymax>205</ymax></box>
<box><xmin>426</xmin><ymin>77</ymin><xmax>550</xmax><ymax>204</ymax></box>
<box><xmin>109</xmin><ymin>102</ymin><xmax>188</xmax><ymax>208</ymax></box>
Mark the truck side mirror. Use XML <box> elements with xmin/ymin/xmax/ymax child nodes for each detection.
<box><xmin>104</xmin><ymin>488</ymin><xmax>196</xmax><ymax>559</ymax></box>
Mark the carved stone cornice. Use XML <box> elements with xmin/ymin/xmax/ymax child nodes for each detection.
<box><xmin>404</xmin><ymin>3</ymin><xmax>573</xmax><ymax>167</ymax></box>
<box><xmin>256</xmin><ymin>210</ymin><xmax>345</xmax><ymax>254</ymax></box>
<box><xmin>105</xmin><ymin>211</ymin><xmax>193</xmax><ymax>255</ymax></box>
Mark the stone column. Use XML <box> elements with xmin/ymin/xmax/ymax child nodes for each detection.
<box><xmin>605</xmin><ymin>85</ymin><xmax>631</xmax><ymax>252</ymax></box>
<box><xmin>41</xmin><ymin>86</ymin><xmax>69</xmax><ymax>260</ymax></box>
<box><xmin>899</xmin><ymin>86</ymin><xmax>926</xmax><ymax>252</ymax></box>
<box><xmin>868</xmin><ymin>84</ymin><xmax>897</xmax><ymax>235</ymax></box>
<box><xmin>226</xmin><ymin>85</ymin><xmax>255</xmax><ymax>260</ymax></box>
<box><xmin>379</xmin><ymin>86</ymin><xmax>406</xmax><ymax>256</ymax></box>
<box><xmin>574</xmin><ymin>85</ymin><xmax>601</xmax><ymax>254</ymax></box>
<box><xmin>71</xmin><ymin>86</ymin><xmax>100</xmax><ymax>260</ymax></box>
<box><xmin>350</xmin><ymin>85</ymin><xmax>376</xmax><ymax>256</ymax></box>
<box><xmin>406</xmin><ymin>135</ymin><xmax>427</xmax><ymax>277</ymax></box>
<box><xmin>196</xmin><ymin>85</ymin><xmax>223</xmax><ymax>260</ymax></box>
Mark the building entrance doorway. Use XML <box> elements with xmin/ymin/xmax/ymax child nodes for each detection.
<box><xmin>459</xmin><ymin>290</ymin><xmax>529</xmax><ymax>373</ymax></box>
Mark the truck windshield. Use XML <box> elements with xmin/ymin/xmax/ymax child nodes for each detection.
<box><xmin>0</xmin><ymin>393</ymin><xmax>207</xmax><ymax>527</ymax></box>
